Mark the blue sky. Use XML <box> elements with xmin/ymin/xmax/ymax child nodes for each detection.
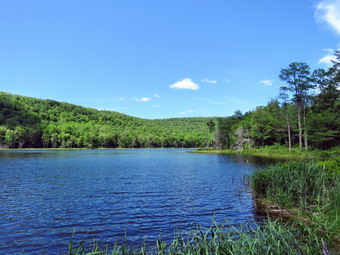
<box><xmin>1</xmin><ymin>0</ymin><xmax>339</xmax><ymax>119</ymax></box>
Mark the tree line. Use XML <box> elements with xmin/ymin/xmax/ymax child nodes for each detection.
<box><xmin>0</xmin><ymin>93</ymin><xmax>214</xmax><ymax>149</ymax></box>
<box><xmin>0</xmin><ymin>53</ymin><xmax>339</xmax><ymax>150</ymax></box>
<box><xmin>213</xmin><ymin>52</ymin><xmax>340</xmax><ymax>151</ymax></box>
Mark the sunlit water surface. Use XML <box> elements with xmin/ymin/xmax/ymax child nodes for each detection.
<box><xmin>0</xmin><ymin>149</ymin><xmax>277</xmax><ymax>254</ymax></box>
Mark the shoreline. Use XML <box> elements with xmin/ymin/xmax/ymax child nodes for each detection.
<box><xmin>0</xmin><ymin>147</ymin><xmax>197</xmax><ymax>151</ymax></box>
<box><xmin>190</xmin><ymin>148</ymin><xmax>340</xmax><ymax>161</ymax></box>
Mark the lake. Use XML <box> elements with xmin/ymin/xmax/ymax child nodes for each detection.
<box><xmin>0</xmin><ymin>149</ymin><xmax>275</xmax><ymax>254</ymax></box>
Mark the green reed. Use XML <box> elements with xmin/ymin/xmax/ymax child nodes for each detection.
<box><xmin>251</xmin><ymin>161</ymin><xmax>339</xmax><ymax>250</ymax></box>
<box><xmin>66</xmin><ymin>219</ymin><xmax>334</xmax><ymax>255</ymax></box>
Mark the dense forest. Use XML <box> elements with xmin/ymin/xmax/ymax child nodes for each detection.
<box><xmin>0</xmin><ymin>92</ymin><xmax>215</xmax><ymax>149</ymax></box>
<box><xmin>214</xmin><ymin>53</ymin><xmax>340</xmax><ymax>151</ymax></box>
<box><xmin>0</xmin><ymin>53</ymin><xmax>339</xmax><ymax>150</ymax></box>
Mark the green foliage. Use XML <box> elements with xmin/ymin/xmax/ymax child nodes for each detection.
<box><xmin>214</xmin><ymin>115</ymin><xmax>241</xmax><ymax>149</ymax></box>
<box><xmin>252</xmin><ymin>162</ymin><xmax>338</xmax><ymax>207</ymax></box>
<box><xmin>307</xmin><ymin>108</ymin><xmax>340</xmax><ymax>149</ymax></box>
<box><xmin>316</xmin><ymin>160</ymin><xmax>340</xmax><ymax>174</ymax></box>
<box><xmin>308</xmin><ymin>75</ymin><xmax>340</xmax><ymax>150</ymax></box>
<box><xmin>0</xmin><ymin>92</ymin><xmax>213</xmax><ymax>148</ymax></box>
<box><xmin>251</xmin><ymin>162</ymin><xmax>340</xmax><ymax>245</ymax></box>
<box><xmin>63</xmin><ymin>219</ymin><xmax>334</xmax><ymax>255</ymax></box>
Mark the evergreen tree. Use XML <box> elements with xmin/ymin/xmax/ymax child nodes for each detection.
<box><xmin>279</xmin><ymin>62</ymin><xmax>314</xmax><ymax>151</ymax></box>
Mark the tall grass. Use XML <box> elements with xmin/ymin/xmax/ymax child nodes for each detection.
<box><xmin>251</xmin><ymin>161</ymin><xmax>340</xmax><ymax>249</ymax></box>
<box><xmin>67</xmin><ymin>219</ymin><xmax>331</xmax><ymax>255</ymax></box>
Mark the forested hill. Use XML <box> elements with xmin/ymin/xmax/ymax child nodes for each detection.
<box><xmin>0</xmin><ymin>92</ymin><xmax>215</xmax><ymax>148</ymax></box>
<box><xmin>1</xmin><ymin>54</ymin><xmax>340</xmax><ymax>151</ymax></box>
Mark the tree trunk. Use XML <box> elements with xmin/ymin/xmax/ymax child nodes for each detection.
<box><xmin>297</xmin><ymin>104</ymin><xmax>302</xmax><ymax>151</ymax></box>
<box><xmin>303</xmin><ymin>105</ymin><xmax>308</xmax><ymax>150</ymax></box>
<box><xmin>287</xmin><ymin>115</ymin><xmax>292</xmax><ymax>152</ymax></box>
<box><xmin>280</xmin><ymin>106</ymin><xmax>292</xmax><ymax>152</ymax></box>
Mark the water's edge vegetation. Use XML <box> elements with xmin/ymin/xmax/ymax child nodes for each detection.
<box><xmin>251</xmin><ymin>161</ymin><xmax>339</xmax><ymax>252</ymax></box>
<box><xmin>66</xmin><ymin>219</ymin><xmax>334</xmax><ymax>255</ymax></box>
<box><xmin>193</xmin><ymin>147</ymin><xmax>340</xmax><ymax>162</ymax></box>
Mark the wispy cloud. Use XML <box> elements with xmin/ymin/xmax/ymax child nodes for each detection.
<box><xmin>169</xmin><ymin>78</ymin><xmax>200</xmax><ymax>90</ymax></box>
<box><xmin>134</xmin><ymin>97</ymin><xmax>151</xmax><ymax>102</ymax></box>
<box><xmin>259</xmin><ymin>80</ymin><xmax>273</xmax><ymax>86</ymax></box>
<box><xmin>153</xmin><ymin>93</ymin><xmax>160</xmax><ymax>98</ymax></box>
<box><xmin>201</xmin><ymin>78</ymin><xmax>217</xmax><ymax>84</ymax></box>
<box><xmin>319</xmin><ymin>48</ymin><xmax>337</xmax><ymax>65</ymax></box>
<box><xmin>224</xmin><ymin>79</ymin><xmax>231</xmax><ymax>82</ymax></box>
<box><xmin>316</xmin><ymin>0</ymin><xmax>340</xmax><ymax>34</ymax></box>
<box><xmin>180</xmin><ymin>109</ymin><xmax>194</xmax><ymax>115</ymax></box>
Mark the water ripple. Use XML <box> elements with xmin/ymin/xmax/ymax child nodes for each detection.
<box><xmin>0</xmin><ymin>149</ymin><xmax>270</xmax><ymax>254</ymax></box>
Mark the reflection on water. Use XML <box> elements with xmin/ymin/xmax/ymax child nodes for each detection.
<box><xmin>228</xmin><ymin>154</ymin><xmax>287</xmax><ymax>166</ymax></box>
<box><xmin>0</xmin><ymin>149</ymin><xmax>276</xmax><ymax>254</ymax></box>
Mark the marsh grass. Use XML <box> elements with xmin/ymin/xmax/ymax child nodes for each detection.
<box><xmin>66</xmin><ymin>219</ymin><xmax>333</xmax><ymax>255</ymax></box>
<box><xmin>251</xmin><ymin>162</ymin><xmax>340</xmax><ymax>250</ymax></box>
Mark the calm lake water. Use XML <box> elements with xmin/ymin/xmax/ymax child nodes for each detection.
<box><xmin>0</xmin><ymin>149</ymin><xmax>276</xmax><ymax>254</ymax></box>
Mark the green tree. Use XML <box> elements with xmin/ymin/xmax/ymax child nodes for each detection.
<box><xmin>279</xmin><ymin>62</ymin><xmax>314</xmax><ymax>151</ymax></box>
<box><xmin>279</xmin><ymin>89</ymin><xmax>295</xmax><ymax>152</ymax></box>
<box><xmin>206</xmin><ymin>120</ymin><xmax>216</xmax><ymax>147</ymax></box>
<box><xmin>0</xmin><ymin>126</ymin><xmax>8</xmax><ymax>146</ymax></box>
<box><xmin>307</xmin><ymin>56</ymin><xmax>340</xmax><ymax>149</ymax></box>
<box><xmin>14</xmin><ymin>126</ymin><xmax>26</xmax><ymax>148</ymax></box>
<box><xmin>5</xmin><ymin>129</ymin><xmax>16</xmax><ymax>148</ymax></box>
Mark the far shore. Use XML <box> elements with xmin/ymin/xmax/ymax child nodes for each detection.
<box><xmin>0</xmin><ymin>147</ymin><xmax>197</xmax><ymax>151</ymax></box>
<box><xmin>190</xmin><ymin>147</ymin><xmax>340</xmax><ymax>161</ymax></box>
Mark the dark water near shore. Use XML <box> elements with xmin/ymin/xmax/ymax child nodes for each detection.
<box><xmin>0</xmin><ymin>149</ymin><xmax>275</xmax><ymax>254</ymax></box>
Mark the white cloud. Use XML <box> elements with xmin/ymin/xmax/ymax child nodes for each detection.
<box><xmin>153</xmin><ymin>93</ymin><xmax>160</xmax><ymax>98</ymax></box>
<box><xmin>201</xmin><ymin>78</ymin><xmax>218</xmax><ymax>84</ymax></box>
<box><xmin>319</xmin><ymin>48</ymin><xmax>337</xmax><ymax>65</ymax></box>
<box><xmin>169</xmin><ymin>78</ymin><xmax>200</xmax><ymax>90</ymax></box>
<box><xmin>135</xmin><ymin>97</ymin><xmax>151</xmax><ymax>102</ymax></box>
<box><xmin>319</xmin><ymin>54</ymin><xmax>337</xmax><ymax>64</ymax></box>
<box><xmin>180</xmin><ymin>109</ymin><xmax>194</xmax><ymax>115</ymax></box>
<box><xmin>316</xmin><ymin>0</ymin><xmax>340</xmax><ymax>34</ymax></box>
<box><xmin>259</xmin><ymin>80</ymin><xmax>273</xmax><ymax>86</ymax></box>
<box><xmin>224</xmin><ymin>79</ymin><xmax>231</xmax><ymax>82</ymax></box>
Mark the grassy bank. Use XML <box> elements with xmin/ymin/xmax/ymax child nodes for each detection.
<box><xmin>251</xmin><ymin>161</ymin><xmax>340</xmax><ymax>253</ymax></box>
<box><xmin>192</xmin><ymin>147</ymin><xmax>340</xmax><ymax>161</ymax></box>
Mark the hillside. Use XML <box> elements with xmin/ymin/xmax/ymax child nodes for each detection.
<box><xmin>0</xmin><ymin>92</ymin><xmax>215</xmax><ymax>149</ymax></box>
